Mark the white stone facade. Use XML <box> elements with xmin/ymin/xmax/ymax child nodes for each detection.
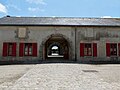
<box><xmin>0</xmin><ymin>25</ymin><xmax>120</xmax><ymax>62</ymax></box>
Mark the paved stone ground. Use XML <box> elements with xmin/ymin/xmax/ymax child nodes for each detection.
<box><xmin>0</xmin><ymin>64</ymin><xmax>120</xmax><ymax>90</ymax></box>
<box><xmin>0</xmin><ymin>65</ymin><xmax>34</xmax><ymax>90</ymax></box>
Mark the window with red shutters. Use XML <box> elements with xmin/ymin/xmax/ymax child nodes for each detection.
<box><xmin>19</xmin><ymin>43</ymin><xmax>37</xmax><ymax>57</ymax></box>
<box><xmin>80</xmin><ymin>43</ymin><xmax>97</xmax><ymax>57</ymax></box>
<box><xmin>2</xmin><ymin>42</ymin><xmax>17</xmax><ymax>57</ymax></box>
<box><xmin>84</xmin><ymin>43</ymin><xmax>92</xmax><ymax>56</ymax></box>
<box><xmin>106</xmin><ymin>43</ymin><xmax>117</xmax><ymax>57</ymax></box>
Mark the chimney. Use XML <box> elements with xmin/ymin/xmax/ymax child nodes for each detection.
<box><xmin>6</xmin><ymin>15</ymin><xmax>10</xmax><ymax>17</ymax></box>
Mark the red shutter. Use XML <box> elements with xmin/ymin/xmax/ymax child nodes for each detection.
<box><xmin>32</xmin><ymin>43</ymin><xmax>37</xmax><ymax>57</ymax></box>
<box><xmin>12</xmin><ymin>43</ymin><xmax>17</xmax><ymax>56</ymax></box>
<box><xmin>106</xmin><ymin>43</ymin><xmax>110</xmax><ymax>57</ymax></box>
<box><xmin>118</xmin><ymin>43</ymin><xmax>120</xmax><ymax>56</ymax></box>
<box><xmin>2</xmin><ymin>43</ymin><xmax>8</xmax><ymax>57</ymax></box>
<box><xmin>93</xmin><ymin>43</ymin><xmax>97</xmax><ymax>57</ymax></box>
<box><xmin>19</xmin><ymin>43</ymin><xmax>24</xmax><ymax>57</ymax></box>
<box><xmin>80</xmin><ymin>43</ymin><xmax>84</xmax><ymax>57</ymax></box>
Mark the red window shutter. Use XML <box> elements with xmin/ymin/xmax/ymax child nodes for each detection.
<box><xmin>106</xmin><ymin>43</ymin><xmax>110</xmax><ymax>57</ymax></box>
<box><xmin>93</xmin><ymin>43</ymin><xmax>97</xmax><ymax>57</ymax></box>
<box><xmin>80</xmin><ymin>43</ymin><xmax>84</xmax><ymax>57</ymax></box>
<box><xmin>19</xmin><ymin>43</ymin><xmax>24</xmax><ymax>57</ymax></box>
<box><xmin>118</xmin><ymin>43</ymin><xmax>120</xmax><ymax>56</ymax></box>
<box><xmin>12</xmin><ymin>43</ymin><xmax>17</xmax><ymax>56</ymax></box>
<box><xmin>32</xmin><ymin>43</ymin><xmax>37</xmax><ymax>57</ymax></box>
<box><xmin>2</xmin><ymin>43</ymin><xmax>8</xmax><ymax>57</ymax></box>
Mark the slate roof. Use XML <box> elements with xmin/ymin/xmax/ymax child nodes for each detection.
<box><xmin>0</xmin><ymin>16</ymin><xmax>120</xmax><ymax>26</ymax></box>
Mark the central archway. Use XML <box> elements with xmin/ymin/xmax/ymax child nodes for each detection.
<box><xmin>44</xmin><ymin>35</ymin><xmax>69</xmax><ymax>60</ymax></box>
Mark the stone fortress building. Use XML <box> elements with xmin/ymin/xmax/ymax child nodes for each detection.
<box><xmin>0</xmin><ymin>16</ymin><xmax>120</xmax><ymax>63</ymax></box>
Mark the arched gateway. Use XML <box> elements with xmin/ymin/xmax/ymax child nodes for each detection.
<box><xmin>42</xmin><ymin>34</ymin><xmax>72</xmax><ymax>60</ymax></box>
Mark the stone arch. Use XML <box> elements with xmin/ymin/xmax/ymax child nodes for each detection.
<box><xmin>40</xmin><ymin>34</ymin><xmax>73</xmax><ymax>60</ymax></box>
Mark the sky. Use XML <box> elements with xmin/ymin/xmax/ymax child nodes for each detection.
<box><xmin>0</xmin><ymin>0</ymin><xmax>120</xmax><ymax>18</ymax></box>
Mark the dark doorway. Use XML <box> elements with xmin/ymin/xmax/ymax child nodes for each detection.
<box><xmin>44</xmin><ymin>35</ymin><xmax>69</xmax><ymax>60</ymax></box>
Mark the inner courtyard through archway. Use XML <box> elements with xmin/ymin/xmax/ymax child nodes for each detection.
<box><xmin>45</xmin><ymin>35</ymin><xmax>69</xmax><ymax>60</ymax></box>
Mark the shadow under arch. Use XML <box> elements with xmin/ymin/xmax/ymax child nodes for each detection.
<box><xmin>40</xmin><ymin>34</ymin><xmax>73</xmax><ymax>60</ymax></box>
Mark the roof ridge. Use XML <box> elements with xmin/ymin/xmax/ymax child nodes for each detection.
<box><xmin>1</xmin><ymin>16</ymin><xmax>119</xmax><ymax>19</ymax></box>
<box><xmin>0</xmin><ymin>16</ymin><xmax>120</xmax><ymax>26</ymax></box>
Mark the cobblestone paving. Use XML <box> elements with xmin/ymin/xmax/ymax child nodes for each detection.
<box><xmin>5</xmin><ymin>64</ymin><xmax>120</xmax><ymax>90</ymax></box>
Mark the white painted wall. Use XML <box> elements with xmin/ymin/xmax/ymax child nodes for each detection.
<box><xmin>76</xmin><ymin>27</ymin><xmax>120</xmax><ymax>62</ymax></box>
<box><xmin>0</xmin><ymin>26</ymin><xmax>75</xmax><ymax>61</ymax></box>
<box><xmin>0</xmin><ymin>26</ymin><xmax>120</xmax><ymax>62</ymax></box>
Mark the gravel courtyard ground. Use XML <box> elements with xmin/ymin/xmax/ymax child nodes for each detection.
<box><xmin>0</xmin><ymin>63</ymin><xmax>120</xmax><ymax>90</ymax></box>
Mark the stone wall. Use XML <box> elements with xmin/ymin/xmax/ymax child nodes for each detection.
<box><xmin>0</xmin><ymin>26</ymin><xmax>75</xmax><ymax>61</ymax></box>
<box><xmin>76</xmin><ymin>26</ymin><xmax>120</xmax><ymax>62</ymax></box>
<box><xmin>0</xmin><ymin>26</ymin><xmax>120</xmax><ymax>62</ymax></box>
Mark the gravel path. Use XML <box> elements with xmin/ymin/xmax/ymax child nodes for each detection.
<box><xmin>5</xmin><ymin>64</ymin><xmax>120</xmax><ymax>90</ymax></box>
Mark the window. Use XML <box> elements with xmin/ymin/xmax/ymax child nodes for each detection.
<box><xmin>110</xmin><ymin>44</ymin><xmax>117</xmax><ymax>56</ymax></box>
<box><xmin>84</xmin><ymin>44</ymin><xmax>92</xmax><ymax>56</ymax></box>
<box><xmin>8</xmin><ymin>43</ymin><xmax>13</xmax><ymax>56</ymax></box>
<box><xmin>24</xmin><ymin>43</ymin><xmax>32</xmax><ymax>56</ymax></box>
<box><xmin>19</xmin><ymin>43</ymin><xmax>37</xmax><ymax>57</ymax></box>
<box><xmin>2</xmin><ymin>42</ymin><xmax>16</xmax><ymax>57</ymax></box>
<box><xmin>106</xmin><ymin>43</ymin><xmax>117</xmax><ymax>56</ymax></box>
<box><xmin>80</xmin><ymin>43</ymin><xmax>97</xmax><ymax>57</ymax></box>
